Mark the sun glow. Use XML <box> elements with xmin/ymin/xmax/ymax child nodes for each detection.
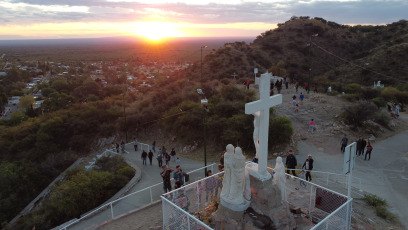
<box><xmin>134</xmin><ymin>22</ymin><xmax>184</xmax><ymax>41</ymax></box>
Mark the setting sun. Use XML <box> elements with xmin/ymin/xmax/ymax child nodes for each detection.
<box><xmin>134</xmin><ymin>22</ymin><xmax>184</xmax><ymax>41</ymax></box>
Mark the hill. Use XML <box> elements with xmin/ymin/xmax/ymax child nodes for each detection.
<box><xmin>190</xmin><ymin>17</ymin><xmax>408</xmax><ymax>87</ymax></box>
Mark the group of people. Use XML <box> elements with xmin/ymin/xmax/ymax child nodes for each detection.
<box><xmin>388</xmin><ymin>103</ymin><xmax>400</xmax><ymax>118</ymax></box>
<box><xmin>285</xmin><ymin>149</ymin><xmax>314</xmax><ymax>182</ymax></box>
<box><xmin>340</xmin><ymin>135</ymin><xmax>374</xmax><ymax>160</ymax></box>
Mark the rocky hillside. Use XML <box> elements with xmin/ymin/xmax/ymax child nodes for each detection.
<box><xmin>189</xmin><ymin>17</ymin><xmax>408</xmax><ymax>87</ymax></box>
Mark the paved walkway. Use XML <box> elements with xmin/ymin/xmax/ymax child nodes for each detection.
<box><xmin>66</xmin><ymin>144</ymin><xmax>211</xmax><ymax>230</ymax></box>
<box><xmin>280</xmin><ymin>115</ymin><xmax>408</xmax><ymax>228</ymax></box>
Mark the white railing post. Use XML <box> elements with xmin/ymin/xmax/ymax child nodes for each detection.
<box><xmin>187</xmin><ymin>215</ymin><xmax>191</xmax><ymax>229</ymax></box>
<box><xmin>211</xmin><ymin>164</ymin><xmax>214</xmax><ymax>173</ymax></box>
<box><xmin>309</xmin><ymin>184</ymin><xmax>313</xmax><ymax>221</ymax></box>
<box><xmin>110</xmin><ymin>203</ymin><xmax>114</xmax><ymax>219</ymax></box>
<box><xmin>150</xmin><ymin>187</ymin><xmax>153</xmax><ymax>203</ymax></box>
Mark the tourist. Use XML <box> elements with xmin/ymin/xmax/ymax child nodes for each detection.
<box><xmin>285</xmin><ymin>77</ymin><xmax>290</xmax><ymax>89</ymax></box>
<box><xmin>246</xmin><ymin>79</ymin><xmax>250</xmax><ymax>90</ymax></box>
<box><xmin>295</xmin><ymin>81</ymin><xmax>299</xmax><ymax>92</ymax></box>
<box><xmin>215</xmin><ymin>164</ymin><xmax>224</xmax><ymax>197</ymax></box>
<box><xmin>305</xmin><ymin>82</ymin><xmax>309</xmax><ymax>93</ymax></box>
<box><xmin>170</xmin><ymin>148</ymin><xmax>176</xmax><ymax>162</ymax></box>
<box><xmin>174</xmin><ymin>165</ymin><xmax>188</xmax><ymax>186</ymax></box>
<box><xmin>395</xmin><ymin>103</ymin><xmax>400</xmax><ymax>118</ymax></box>
<box><xmin>295</xmin><ymin>104</ymin><xmax>299</xmax><ymax>113</ymax></box>
<box><xmin>360</xmin><ymin>138</ymin><xmax>367</xmax><ymax>156</ymax></box>
<box><xmin>148</xmin><ymin>150</ymin><xmax>154</xmax><ymax>165</ymax></box>
<box><xmin>298</xmin><ymin>170</ymin><xmax>307</xmax><ymax>187</ymax></box>
<box><xmin>176</xmin><ymin>157</ymin><xmax>181</xmax><ymax>164</ymax></box>
<box><xmin>356</xmin><ymin>137</ymin><xmax>363</xmax><ymax>156</ymax></box>
<box><xmin>299</xmin><ymin>92</ymin><xmax>304</xmax><ymax>104</ymax></box>
<box><xmin>302</xmin><ymin>154</ymin><xmax>314</xmax><ymax>182</ymax></box>
<box><xmin>134</xmin><ymin>138</ymin><xmax>138</xmax><ymax>151</ymax></box>
<box><xmin>309</xmin><ymin>119</ymin><xmax>316</xmax><ymax>133</ymax></box>
<box><xmin>157</xmin><ymin>152</ymin><xmax>163</xmax><ymax>167</ymax></box>
<box><xmin>165</xmin><ymin>152</ymin><xmax>171</xmax><ymax>165</ymax></box>
<box><xmin>162</xmin><ymin>145</ymin><xmax>167</xmax><ymax>154</ymax></box>
<box><xmin>313</xmin><ymin>83</ymin><xmax>318</xmax><ymax>93</ymax></box>
<box><xmin>285</xmin><ymin>150</ymin><xmax>297</xmax><ymax>176</ymax></box>
<box><xmin>120</xmin><ymin>140</ymin><xmax>125</xmax><ymax>153</ymax></box>
<box><xmin>340</xmin><ymin>134</ymin><xmax>348</xmax><ymax>153</ymax></box>
<box><xmin>292</xmin><ymin>98</ymin><xmax>297</xmax><ymax>109</ymax></box>
<box><xmin>152</xmin><ymin>140</ymin><xmax>156</xmax><ymax>152</ymax></box>
<box><xmin>328</xmin><ymin>85</ymin><xmax>332</xmax><ymax>93</ymax></box>
<box><xmin>141</xmin><ymin>150</ymin><xmax>147</xmax><ymax>165</ymax></box>
<box><xmin>365</xmin><ymin>141</ymin><xmax>373</xmax><ymax>160</ymax></box>
<box><xmin>161</xmin><ymin>165</ymin><xmax>174</xmax><ymax>193</ymax></box>
<box><xmin>115</xmin><ymin>142</ymin><xmax>119</xmax><ymax>153</ymax></box>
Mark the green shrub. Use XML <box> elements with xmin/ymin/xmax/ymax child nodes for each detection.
<box><xmin>342</xmin><ymin>101</ymin><xmax>377</xmax><ymax>129</ymax></box>
<box><xmin>375</xmin><ymin>206</ymin><xmax>396</xmax><ymax>221</ymax></box>
<box><xmin>372</xmin><ymin>97</ymin><xmax>386</xmax><ymax>108</ymax></box>
<box><xmin>363</xmin><ymin>194</ymin><xmax>387</xmax><ymax>207</ymax></box>
<box><xmin>374</xmin><ymin>109</ymin><xmax>391</xmax><ymax>127</ymax></box>
<box><xmin>361</xmin><ymin>88</ymin><xmax>381</xmax><ymax>100</ymax></box>
<box><xmin>327</xmin><ymin>90</ymin><xmax>338</xmax><ymax>96</ymax></box>
<box><xmin>269</xmin><ymin>116</ymin><xmax>294</xmax><ymax>147</ymax></box>
<box><xmin>117</xmin><ymin>166</ymin><xmax>135</xmax><ymax>179</ymax></box>
<box><xmin>343</xmin><ymin>93</ymin><xmax>359</xmax><ymax>101</ymax></box>
<box><xmin>344</xmin><ymin>83</ymin><xmax>362</xmax><ymax>94</ymax></box>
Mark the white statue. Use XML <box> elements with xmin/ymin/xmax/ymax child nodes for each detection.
<box><xmin>253</xmin><ymin>111</ymin><xmax>260</xmax><ymax>159</ymax></box>
<box><xmin>273</xmin><ymin>157</ymin><xmax>286</xmax><ymax>201</ymax></box>
<box><xmin>227</xmin><ymin>147</ymin><xmax>246</xmax><ymax>204</ymax></box>
<box><xmin>221</xmin><ymin>144</ymin><xmax>234</xmax><ymax>199</ymax></box>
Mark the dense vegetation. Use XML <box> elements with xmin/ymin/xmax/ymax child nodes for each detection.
<box><xmin>13</xmin><ymin>155</ymin><xmax>135</xmax><ymax>230</ymax></box>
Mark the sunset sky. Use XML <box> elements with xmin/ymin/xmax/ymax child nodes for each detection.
<box><xmin>0</xmin><ymin>0</ymin><xmax>407</xmax><ymax>40</ymax></box>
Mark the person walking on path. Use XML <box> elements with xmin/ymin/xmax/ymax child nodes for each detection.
<box><xmin>340</xmin><ymin>134</ymin><xmax>348</xmax><ymax>153</ymax></box>
<box><xmin>356</xmin><ymin>137</ymin><xmax>363</xmax><ymax>156</ymax></box>
<box><xmin>295</xmin><ymin>104</ymin><xmax>299</xmax><ymax>113</ymax></box>
<box><xmin>360</xmin><ymin>138</ymin><xmax>367</xmax><ymax>156</ymax></box>
<box><xmin>285</xmin><ymin>77</ymin><xmax>290</xmax><ymax>89</ymax></box>
<box><xmin>302</xmin><ymin>154</ymin><xmax>314</xmax><ymax>182</ymax></box>
<box><xmin>157</xmin><ymin>152</ymin><xmax>163</xmax><ymax>167</ymax></box>
<box><xmin>285</xmin><ymin>150</ymin><xmax>297</xmax><ymax>176</ymax></box>
<box><xmin>161</xmin><ymin>165</ymin><xmax>174</xmax><ymax>193</ymax></box>
<box><xmin>148</xmin><ymin>150</ymin><xmax>154</xmax><ymax>165</ymax></box>
<box><xmin>174</xmin><ymin>165</ymin><xmax>188</xmax><ymax>186</ymax></box>
<box><xmin>395</xmin><ymin>103</ymin><xmax>400</xmax><ymax>118</ymax></box>
<box><xmin>165</xmin><ymin>152</ymin><xmax>171</xmax><ymax>165</ymax></box>
<box><xmin>365</xmin><ymin>141</ymin><xmax>373</xmax><ymax>160</ymax></box>
<box><xmin>152</xmin><ymin>141</ymin><xmax>156</xmax><ymax>152</ymax></box>
<box><xmin>120</xmin><ymin>140</ymin><xmax>125</xmax><ymax>153</ymax></box>
<box><xmin>141</xmin><ymin>150</ymin><xmax>147</xmax><ymax>165</ymax></box>
<box><xmin>299</xmin><ymin>92</ymin><xmax>304</xmax><ymax>104</ymax></box>
<box><xmin>170</xmin><ymin>148</ymin><xmax>176</xmax><ymax>162</ymax></box>
<box><xmin>309</xmin><ymin>119</ymin><xmax>316</xmax><ymax>133</ymax></box>
<box><xmin>134</xmin><ymin>138</ymin><xmax>138</xmax><ymax>151</ymax></box>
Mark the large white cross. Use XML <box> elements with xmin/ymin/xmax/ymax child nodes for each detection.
<box><xmin>245</xmin><ymin>73</ymin><xmax>282</xmax><ymax>181</ymax></box>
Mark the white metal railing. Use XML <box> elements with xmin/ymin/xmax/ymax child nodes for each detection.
<box><xmin>59</xmin><ymin>162</ymin><xmax>216</xmax><ymax>230</ymax></box>
<box><xmin>162</xmin><ymin>163</ymin><xmax>352</xmax><ymax>230</ymax></box>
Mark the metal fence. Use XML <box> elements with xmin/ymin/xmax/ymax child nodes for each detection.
<box><xmin>161</xmin><ymin>164</ymin><xmax>352</xmax><ymax>230</ymax></box>
<box><xmin>59</xmin><ymin>163</ymin><xmax>216</xmax><ymax>230</ymax></box>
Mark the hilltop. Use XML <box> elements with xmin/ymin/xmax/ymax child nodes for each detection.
<box><xmin>189</xmin><ymin>17</ymin><xmax>408</xmax><ymax>87</ymax></box>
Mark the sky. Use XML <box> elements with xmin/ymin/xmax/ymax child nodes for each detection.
<box><xmin>0</xmin><ymin>0</ymin><xmax>407</xmax><ymax>40</ymax></box>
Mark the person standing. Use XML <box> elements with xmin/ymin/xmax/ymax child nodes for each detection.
<box><xmin>360</xmin><ymin>138</ymin><xmax>367</xmax><ymax>156</ymax></box>
<box><xmin>148</xmin><ymin>150</ymin><xmax>154</xmax><ymax>165</ymax></box>
<box><xmin>295</xmin><ymin>81</ymin><xmax>299</xmax><ymax>92</ymax></box>
<box><xmin>302</xmin><ymin>154</ymin><xmax>314</xmax><ymax>182</ymax></box>
<box><xmin>328</xmin><ymin>85</ymin><xmax>332</xmax><ymax>93</ymax></box>
<box><xmin>295</xmin><ymin>104</ymin><xmax>299</xmax><ymax>113</ymax></box>
<box><xmin>395</xmin><ymin>103</ymin><xmax>400</xmax><ymax>118</ymax></box>
<box><xmin>309</xmin><ymin>119</ymin><xmax>316</xmax><ymax>133</ymax></box>
<box><xmin>152</xmin><ymin>140</ymin><xmax>156</xmax><ymax>153</ymax></box>
<box><xmin>141</xmin><ymin>150</ymin><xmax>147</xmax><ymax>165</ymax></box>
<box><xmin>157</xmin><ymin>152</ymin><xmax>163</xmax><ymax>167</ymax></box>
<box><xmin>165</xmin><ymin>152</ymin><xmax>171</xmax><ymax>165</ymax></box>
<box><xmin>356</xmin><ymin>137</ymin><xmax>363</xmax><ymax>156</ymax></box>
<box><xmin>134</xmin><ymin>138</ymin><xmax>138</xmax><ymax>151</ymax></box>
<box><xmin>285</xmin><ymin>77</ymin><xmax>290</xmax><ymax>89</ymax></box>
<box><xmin>161</xmin><ymin>165</ymin><xmax>174</xmax><ymax>193</ymax></box>
<box><xmin>340</xmin><ymin>134</ymin><xmax>348</xmax><ymax>153</ymax></box>
<box><xmin>174</xmin><ymin>165</ymin><xmax>188</xmax><ymax>186</ymax></box>
<box><xmin>299</xmin><ymin>92</ymin><xmax>304</xmax><ymax>104</ymax></box>
<box><xmin>285</xmin><ymin>150</ymin><xmax>297</xmax><ymax>176</ymax></box>
<box><xmin>170</xmin><ymin>148</ymin><xmax>176</xmax><ymax>162</ymax></box>
<box><xmin>365</xmin><ymin>142</ymin><xmax>373</xmax><ymax>160</ymax></box>
<box><xmin>120</xmin><ymin>140</ymin><xmax>125</xmax><ymax>153</ymax></box>
<box><xmin>246</xmin><ymin>79</ymin><xmax>250</xmax><ymax>90</ymax></box>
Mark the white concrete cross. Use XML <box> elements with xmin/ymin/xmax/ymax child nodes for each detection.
<box><xmin>231</xmin><ymin>72</ymin><xmax>238</xmax><ymax>80</ymax></box>
<box><xmin>245</xmin><ymin>73</ymin><xmax>282</xmax><ymax>181</ymax></box>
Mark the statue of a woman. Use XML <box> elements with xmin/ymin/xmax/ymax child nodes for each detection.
<box><xmin>273</xmin><ymin>157</ymin><xmax>286</xmax><ymax>201</ymax></box>
<box><xmin>221</xmin><ymin>144</ymin><xmax>234</xmax><ymax>199</ymax></box>
<box><xmin>227</xmin><ymin>147</ymin><xmax>246</xmax><ymax>204</ymax></box>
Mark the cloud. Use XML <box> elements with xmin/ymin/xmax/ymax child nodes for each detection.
<box><xmin>0</xmin><ymin>0</ymin><xmax>407</xmax><ymax>26</ymax></box>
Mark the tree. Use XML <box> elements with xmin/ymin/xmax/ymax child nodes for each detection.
<box><xmin>18</xmin><ymin>95</ymin><xmax>35</xmax><ymax>110</ymax></box>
